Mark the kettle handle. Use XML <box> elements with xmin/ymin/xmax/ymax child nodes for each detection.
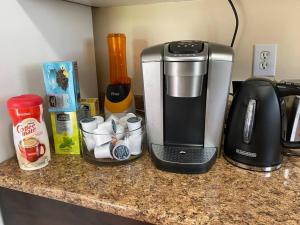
<box><xmin>277</xmin><ymin>82</ymin><xmax>300</xmax><ymax>149</ymax></box>
<box><xmin>276</xmin><ymin>82</ymin><xmax>300</xmax><ymax>97</ymax></box>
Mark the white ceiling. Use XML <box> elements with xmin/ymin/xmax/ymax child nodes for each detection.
<box><xmin>65</xmin><ymin>0</ymin><xmax>191</xmax><ymax>7</ymax></box>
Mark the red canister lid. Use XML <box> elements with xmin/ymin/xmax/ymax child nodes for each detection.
<box><xmin>7</xmin><ymin>94</ymin><xmax>43</xmax><ymax>109</ymax></box>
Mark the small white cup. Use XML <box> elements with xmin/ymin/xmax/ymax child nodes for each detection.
<box><xmin>92</xmin><ymin>127</ymin><xmax>112</xmax><ymax>146</ymax></box>
<box><xmin>97</xmin><ymin>119</ymin><xmax>117</xmax><ymax>134</ymax></box>
<box><xmin>127</xmin><ymin>134</ymin><xmax>143</xmax><ymax>155</ymax></box>
<box><xmin>115</xmin><ymin>124</ymin><xmax>125</xmax><ymax>140</ymax></box>
<box><xmin>112</xmin><ymin>140</ymin><xmax>131</xmax><ymax>161</ymax></box>
<box><xmin>94</xmin><ymin>143</ymin><xmax>113</xmax><ymax>159</ymax></box>
<box><xmin>93</xmin><ymin>115</ymin><xmax>104</xmax><ymax>125</ymax></box>
<box><xmin>127</xmin><ymin>117</ymin><xmax>142</xmax><ymax>135</ymax></box>
<box><xmin>80</xmin><ymin>117</ymin><xmax>98</xmax><ymax>137</ymax></box>
<box><xmin>119</xmin><ymin>113</ymin><xmax>136</xmax><ymax>127</ymax></box>
<box><xmin>84</xmin><ymin>137</ymin><xmax>95</xmax><ymax>151</ymax></box>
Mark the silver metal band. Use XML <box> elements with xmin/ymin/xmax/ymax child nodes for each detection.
<box><xmin>224</xmin><ymin>155</ymin><xmax>281</xmax><ymax>172</ymax></box>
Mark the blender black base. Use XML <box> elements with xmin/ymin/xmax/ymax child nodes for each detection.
<box><xmin>151</xmin><ymin>144</ymin><xmax>217</xmax><ymax>174</ymax></box>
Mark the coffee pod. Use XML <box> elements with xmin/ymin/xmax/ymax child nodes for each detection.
<box><xmin>94</xmin><ymin>143</ymin><xmax>113</xmax><ymax>159</ymax></box>
<box><xmin>106</xmin><ymin>114</ymin><xmax>119</xmax><ymax>123</ymax></box>
<box><xmin>119</xmin><ymin>113</ymin><xmax>136</xmax><ymax>127</ymax></box>
<box><xmin>128</xmin><ymin>134</ymin><xmax>142</xmax><ymax>155</ymax></box>
<box><xmin>112</xmin><ymin>140</ymin><xmax>130</xmax><ymax>161</ymax></box>
<box><xmin>92</xmin><ymin>127</ymin><xmax>112</xmax><ymax>146</ymax></box>
<box><xmin>115</xmin><ymin>124</ymin><xmax>125</xmax><ymax>140</ymax></box>
<box><xmin>127</xmin><ymin>117</ymin><xmax>142</xmax><ymax>135</ymax></box>
<box><xmin>93</xmin><ymin>115</ymin><xmax>104</xmax><ymax>124</ymax></box>
<box><xmin>97</xmin><ymin>119</ymin><xmax>117</xmax><ymax>134</ymax></box>
<box><xmin>84</xmin><ymin>137</ymin><xmax>95</xmax><ymax>151</ymax></box>
<box><xmin>80</xmin><ymin>117</ymin><xmax>98</xmax><ymax>132</ymax></box>
<box><xmin>80</xmin><ymin>117</ymin><xmax>98</xmax><ymax>138</ymax></box>
<box><xmin>126</xmin><ymin>113</ymin><xmax>136</xmax><ymax>117</ymax></box>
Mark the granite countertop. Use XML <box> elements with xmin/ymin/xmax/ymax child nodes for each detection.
<box><xmin>0</xmin><ymin>151</ymin><xmax>299</xmax><ymax>225</ymax></box>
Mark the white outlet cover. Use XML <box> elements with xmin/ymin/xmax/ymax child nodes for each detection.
<box><xmin>253</xmin><ymin>44</ymin><xmax>277</xmax><ymax>77</ymax></box>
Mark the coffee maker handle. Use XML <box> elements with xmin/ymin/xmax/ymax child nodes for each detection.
<box><xmin>276</xmin><ymin>82</ymin><xmax>300</xmax><ymax>97</ymax></box>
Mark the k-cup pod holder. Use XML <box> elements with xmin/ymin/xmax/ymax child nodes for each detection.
<box><xmin>80</xmin><ymin>114</ymin><xmax>145</xmax><ymax>165</ymax></box>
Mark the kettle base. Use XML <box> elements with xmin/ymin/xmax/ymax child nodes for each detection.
<box><xmin>224</xmin><ymin>155</ymin><xmax>281</xmax><ymax>172</ymax></box>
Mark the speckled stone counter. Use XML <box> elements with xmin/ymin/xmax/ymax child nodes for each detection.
<box><xmin>0</xmin><ymin>152</ymin><xmax>299</xmax><ymax>225</ymax></box>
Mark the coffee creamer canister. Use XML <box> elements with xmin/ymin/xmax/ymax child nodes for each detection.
<box><xmin>7</xmin><ymin>94</ymin><xmax>51</xmax><ymax>170</ymax></box>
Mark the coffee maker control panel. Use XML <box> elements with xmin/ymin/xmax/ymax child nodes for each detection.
<box><xmin>164</xmin><ymin>41</ymin><xmax>208</xmax><ymax>62</ymax></box>
<box><xmin>169</xmin><ymin>41</ymin><xmax>204</xmax><ymax>54</ymax></box>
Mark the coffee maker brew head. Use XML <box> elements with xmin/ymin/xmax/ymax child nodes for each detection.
<box><xmin>141</xmin><ymin>41</ymin><xmax>233</xmax><ymax>173</ymax></box>
<box><xmin>164</xmin><ymin>41</ymin><xmax>208</xmax><ymax>97</ymax></box>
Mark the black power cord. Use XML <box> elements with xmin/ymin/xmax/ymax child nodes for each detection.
<box><xmin>228</xmin><ymin>0</ymin><xmax>239</xmax><ymax>47</ymax></box>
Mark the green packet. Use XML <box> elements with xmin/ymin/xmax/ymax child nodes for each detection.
<box><xmin>50</xmin><ymin>111</ymin><xmax>82</xmax><ymax>154</ymax></box>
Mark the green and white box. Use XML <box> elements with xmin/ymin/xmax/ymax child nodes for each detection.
<box><xmin>51</xmin><ymin>112</ymin><xmax>81</xmax><ymax>154</ymax></box>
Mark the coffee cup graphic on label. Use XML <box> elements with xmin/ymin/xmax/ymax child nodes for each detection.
<box><xmin>18</xmin><ymin>138</ymin><xmax>46</xmax><ymax>162</ymax></box>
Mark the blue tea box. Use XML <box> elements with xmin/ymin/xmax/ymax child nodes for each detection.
<box><xmin>42</xmin><ymin>61</ymin><xmax>80</xmax><ymax>112</ymax></box>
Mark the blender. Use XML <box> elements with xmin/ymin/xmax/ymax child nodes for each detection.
<box><xmin>104</xmin><ymin>33</ymin><xmax>135</xmax><ymax>118</ymax></box>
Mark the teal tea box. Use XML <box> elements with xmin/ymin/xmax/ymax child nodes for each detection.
<box><xmin>42</xmin><ymin>61</ymin><xmax>80</xmax><ymax>112</ymax></box>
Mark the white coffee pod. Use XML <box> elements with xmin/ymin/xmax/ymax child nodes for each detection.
<box><xmin>115</xmin><ymin>124</ymin><xmax>125</xmax><ymax>140</ymax></box>
<box><xmin>127</xmin><ymin>117</ymin><xmax>142</xmax><ymax>135</ymax></box>
<box><xmin>119</xmin><ymin>113</ymin><xmax>136</xmax><ymax>127</ymax></box>
<box><xmin>106</xmin><ymin>114</ymin><xmax>119</xmax><ymax>123</ymax></box>
<box><xmin>84</xmin><ymin>137</ymin><xmax>95</xmax><ymax>151</ymax></box>
<box><xmin>94</xmin><ymin>143</ymin><xmax>113</xmax><ymax>159</ymax></box>
<box><xmin>126</xmin><ymin>113</ymin><xmax>136</xmax><ymax>118</ymax></box>
<box><xmin>93</xmin><ymin>115</ymin><xmax>104</xmax><ymax>125</ymax></box>
<box><xmin>97</xmin><ymin>119</ymin><xmax>117</xmax><ymax>134</ymax></box>
<box><xmin>128</xmin><ymin>134</ymin><xmax>142</xmax><ymax>155</ymax></box>
<box><xmin>92</xmin><ymin>127</ymin><xmax>112</xmax><ymax>146</ymax></box>
<box><xmin>112</xmin><ymin>140</ymin><xmax>131</xmax><ymax>161</ymax></box>
<box><xmin>80</xmin><ymin>117</ymin><xmax>98</xmax><ymax>138</ymax></box>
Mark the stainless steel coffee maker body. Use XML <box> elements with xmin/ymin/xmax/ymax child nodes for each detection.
<box><xmin>141</xmin><ymin>41</ymin><xmax>233</xmax><ymax>173</ymax></box>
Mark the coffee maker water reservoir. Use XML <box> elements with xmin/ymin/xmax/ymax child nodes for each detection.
<box><xmin>141</xmin><ymin>41</ymin><xmax>233</xmax><ymax>173</ymax></box>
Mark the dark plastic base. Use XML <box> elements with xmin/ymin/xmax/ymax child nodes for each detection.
<box><xmin>151</xmin><ymin>144</ymin><xmax>217</xmax><ymax>174</ymax></box>
<box><xmin>106</xmin><ymin>84</ymin><xmax>130</xmax><ymax>103</ymax></box>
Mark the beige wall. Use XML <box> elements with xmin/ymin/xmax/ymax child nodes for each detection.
<box><xmin>93</xmin><ymin>0</ymin><xmax>300</xmax><ymax>95</ymax></box>
<box><xmin>0</xmin><ymin>0</ymin><xmax>97</xmax><ymax>164</ymax></box>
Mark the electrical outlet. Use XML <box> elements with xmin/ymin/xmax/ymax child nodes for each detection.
<box><xmin>253</xmin><ymin>44</ymin><xmax>277</xmax><ymax>77</ymax></box>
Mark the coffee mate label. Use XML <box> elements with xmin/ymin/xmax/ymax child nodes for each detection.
<box><xmin>16</xmin><ymin>118</ymin><xmax>39</xmax><ymax>137</ymax></box>
<box><xmin>13</xmin><ymin>113</ymin><xmax>51</xmax><ymax>171</ymax></box>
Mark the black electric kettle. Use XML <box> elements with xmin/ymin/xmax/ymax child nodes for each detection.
<box><xmin>224</xmin><ymin>78</ymin><xmax>300</xmax><ymax>171</ymax></box>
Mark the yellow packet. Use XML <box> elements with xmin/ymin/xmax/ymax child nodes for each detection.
<box><xmin>80</xmin><ymin>98</ymin><xmax>99</xmax><ymax>117</ymax></box>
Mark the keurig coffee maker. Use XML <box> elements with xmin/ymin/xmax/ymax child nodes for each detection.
<box><xmin>141</xmin><ymin>41</ymin><xmax>233</xmax><ymax>173</ymax></box>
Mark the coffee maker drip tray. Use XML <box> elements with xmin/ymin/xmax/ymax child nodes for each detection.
<box><xmin>151</xmin><ymin>144</ymin><xmax>217</xmax><ymax>174</ymax></box>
